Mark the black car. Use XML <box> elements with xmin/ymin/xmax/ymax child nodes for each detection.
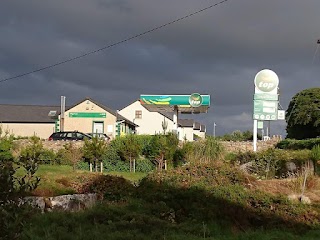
<box><xmin>48</xmin><ymin>131</ymin><xmax>92</xmax><ymax>141</ymax></box>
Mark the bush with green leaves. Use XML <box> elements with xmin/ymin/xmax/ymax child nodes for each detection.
<box><xmin>59</xmin><ymin>142</ymin><xmax>83</xmax><ymax>170</ymax></box>
<box><xmin>135</xmin><ymin>158</ymin><xmax>155</xmax><ymax>172</ymax></box>
<box><xmin>83</xmin><ymin>137</ymin><xmax>107</xmax><ymax>172</ymax></box>
<box><xmin>101</xmin><ymin>142</ymin><xmax>154</xmax><ymax>172</ymax></box>
<box><xmin>217</xmin><ymin>130</ymin><xmax>261</xmax><ymax>141</ymax></box>
<box><xmin>276</xmin><ymin>138</ymin><xmax>320</xmax><ymax>150</ymax></box>
<box><xmin>102</xmin><ymin>145</ymin><xmax>130</xmax><ymax>172</ymax></box>
<box><xmin>19</xmin><ymin>136</ymin><xmax>44</xmax><ymax>164</ymax></box>
<box><xmin>0</xmin><ymin>131</ymin><xmax>40</xmax><ymax>239</ymax></box>
<box><xmin>76</xmin><ymin>161</ymin><xmax>90</xmax><ymax>171</ymax></box>
<box><xmin>119</xmin><ymin>134</ymin><xmax>142</xmax><ymax>171</ymax></box>
<box><xmin>143</xmin><ymin>133</ymin><xmax>179</xmax><ymax>169</ymax></box>
<box><xmin>310</xmin><ymin>144</ymin><xmax>320</xmax><ymax>175</ymax></box>
<box><xmin>233</xmin><ymin>148</ymin><xmax>312</xmax><ymax>179</ymax></box>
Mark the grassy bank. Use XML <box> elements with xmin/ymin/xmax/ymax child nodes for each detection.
<box><xmin>21</xmin><ymin>163</ymin><xmax>320</xmax><ymax>239</ymax></box>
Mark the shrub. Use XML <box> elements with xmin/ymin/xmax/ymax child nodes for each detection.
<box><xmin>233</xmin><ymin>149</ymin><xmax>312</xmax><ymax>179</ymax></box>
<box><xmin>103</xmin><ymin>158</ymin><xmax>130</xmax><ymax>172</ymax></box>
<box><xmin>102</xmin><ymin>145</ymin><xmax>129</xmax><ymax>172</ymax></box>
<box><xmin>61</xmin><ymin>142</ymin><xmax>83</xmax><ymax>170</ymax></box>
<box><xmin>135</xmin><ymin>158</ymin><xmax>155</xmax><ymax>173</ymax></box>
<box><xmin>82</xmin><ymin>175</ymin><xmax>135</xmax><ymax>201</ymax></box>
<box><xmin>186</xmin><ymin>137</ymin><xmax>225</xmax><ymax>165</ymax></box>
<box><xmin>0</xmin><ymin>131</ymin><xmax>40</xmax><ymax>239</ymax></box>
<box><xmin>276</xmin><ymin>138</ymin><xmax>320</xmax><ymax>150</ymax></box>
<box><xmin>229</xmin><ymin>151</ymin><xmax>257</xmax><ymax>165</ymax></box>
<box><xmin>310</xmin><ymin>145</ymin><xmax>320</xmax><ymax>175</ymax></box>
<box><xmin>144</xmin><ymin>134</ymin><xmax>179</xmax><ymax>169</ymax></box>
<box><xmin>118</xmin><ymin>135</ymin><xmax>141</xmax><ymax>172</ymax></box>
<box><xmin>39</xmin><ymin>149</ymin><xmax>57</xmax><ymax>165</ymax></box>
<box><xmin>83</xmin><ymin>137</ymin><xmax>108</xmax><ymax>172</ymax></box>
<box><xmin>76</xmin><ymin>161</ymin><xmax>89</xmax><ymax>171</ymax></box>
<box><xmin>19</xmin><ymin>136</ymin><xmax>44</xmax><ymax>164</ymax></box>
<box><xmin>217</xmin><ymin>130</ymin><xmax>262</xmax><ymax>141</ymax></box>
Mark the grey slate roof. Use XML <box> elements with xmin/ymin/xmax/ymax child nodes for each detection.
<box><xmin>0</xmin><ymin>104</ymin><xmax>60</xmax><ymax>123</ymax></box>
<box><xmin>0</xmin><ymin>97</ymin><xmax>138</xmax><ymax>128</ymax></box>
<box><xmin>178</xmin><ymin>119</ymin><xmax>194</xmax><ymax>127</ymax></box>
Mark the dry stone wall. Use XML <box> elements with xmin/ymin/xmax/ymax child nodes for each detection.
<box><xmin>13</xmin><ymin>139</ymin><xmax>84</xmax><ymax>155</ymax></box>
<box><xmin>221</xmin><ymin>136</ymin><xmax>281</xmax><ymax>153</ymax></box>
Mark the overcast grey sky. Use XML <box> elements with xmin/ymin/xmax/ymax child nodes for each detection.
<box><xmin>1</xmin><ymin>0</ymin><xmax>320</xmax><ymax>136</ymax></box>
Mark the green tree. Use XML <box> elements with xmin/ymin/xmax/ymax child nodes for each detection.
<box><xmin>286</xmin><ymin>88</ymin><xmax>320</xmax><ymax>139</ymax></box>
<box><xmin>144</xmin><ymin>133</ymin><xmax>179</xmax><ymax>170</ymax></box>
<box><xmin>62</xmin><ymin>142</ymin><xmax>83</xmax><ymax>171</ymax></box>
<box><xmin>119</xmin><ymin>134</ymin><xmax>141</xmax><ymax>172</ymax></box>
<box><xmin>83</xmin><ymin>137</ymin><xmax>107</xmax><ymax>172</ymax></box>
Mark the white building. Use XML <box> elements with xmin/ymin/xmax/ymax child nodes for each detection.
<box><xmin>119</xmin><ymin>100</ymin><xmax>206</xmax><ymax>141</ymax></box>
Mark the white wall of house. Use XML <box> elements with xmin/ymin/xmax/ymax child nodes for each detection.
<box><xmin>1</xmin><ymin>123</ymin><xmax>55</xmax><ymax>139</ymax></box>
<box><xmin>119</xmin><ymin>101</ymin><xmax>175</xmax><ymax>135</ymax></box>
<box><xmin>178</xmin><ymin>126</ymin><xmax>194</xmax><ymax>141</ymax></box>
<box><xmin>193</xmin><ymin>129</ymin><xmax>206</xmax><ymax>139</ymax></box>
<box><xmin>199</xmin><ymin>131</ymin><xmax>206</xmax><ymax>139</ymax></box>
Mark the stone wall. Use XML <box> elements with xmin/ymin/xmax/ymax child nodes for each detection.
<box><xmin>13</xmin><ymin>139</ymin><xmax>84</xmax><ymax>156</ymax></box>
<box><xmin>13</xmin><ymin>136</ymin><xmax>282</xmax><ymax>154</ymax></box>
<box><xmin>221</xmin><ymin>136</ymin><xmax>282</xmax><ymax>153</ymax></box>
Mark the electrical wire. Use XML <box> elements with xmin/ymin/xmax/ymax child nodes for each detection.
<box><xmin>0</xmin><ymin>0</ymin><xmax>229</xmax><ymax>84</ymax></box>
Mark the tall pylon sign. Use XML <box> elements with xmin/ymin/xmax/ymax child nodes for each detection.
<box><xmin>252</xmin><ymin>69</ymin><xmax>279</xmax><ymax>151</ymax></box>
<box><xmin>253</xmin><ymin>69</ymin><xmax>279</xmax><ymax>121</ymax></box>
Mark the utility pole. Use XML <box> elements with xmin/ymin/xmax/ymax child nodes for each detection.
<box><xmin>60</xmin><ymin>96</ymin><xmax>66</xmax><ymax>132</ymax></box>
<box><xmin>213</xmin><ymin>122</ymin><xmax>216</xmax><ymax>137</ymax></box>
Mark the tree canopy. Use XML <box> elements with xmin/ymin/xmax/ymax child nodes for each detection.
<box><xmin>286</xmin><ymin>88</ymin><xmax>320</xmax><ymax>139</ymax></box>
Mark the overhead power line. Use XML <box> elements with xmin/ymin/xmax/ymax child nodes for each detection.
<box><xmin>0</xmin><ymin>0</ymin><xmax>229</xmax><ymax>83</ymax></box>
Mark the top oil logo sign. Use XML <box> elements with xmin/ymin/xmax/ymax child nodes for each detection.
<box><xmin>254</xmin><ymin>69</ymin><xmax>279</xmax><ymax>94</ymax></box>
<box><xmin>189</xmin><ymin>93</ymin><xmax>203</xmax><ymax>107</ymax></box>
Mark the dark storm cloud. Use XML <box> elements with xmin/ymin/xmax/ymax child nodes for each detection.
<box><xmin>1</xmin><ymin>0</ymin><xmax>320</xmax><ymax>135</ymax></box>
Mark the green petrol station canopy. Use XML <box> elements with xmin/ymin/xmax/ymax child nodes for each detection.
<box><xmin>140</xmin><ymin>94</ymin><xmax>210</xmax><ymax>113</ymax></box>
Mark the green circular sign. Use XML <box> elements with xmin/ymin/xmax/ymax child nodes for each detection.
<box><xmin>254</xmin><ymin>69</ymin><xmax>279</xmax><ymax>93</ymax></box>
<box><xmin>189</xmin><ymin>93</ymin><xmax>203</xmax><ymax>107</ymax></box>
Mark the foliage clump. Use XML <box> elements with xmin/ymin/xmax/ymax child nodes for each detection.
<box><xmin>183</xmin><ymin>136</ymin><xmax>224</xmax><ymax>165</ymax></box>
<box><xmin>286</xmin><ymin>88</ymin><xmax>320</xmax><ymax>139</ymax></box>
<box><xmin>217</xmin><ymin>130</ymin><xmax>261</xmax><ymax>141</ymax></box>
<box><xmin>83</xmin><ymin>136</ymin><xmax>107</xmax><ymax>172</ymax></box>
<box><xmin>276</xmin><ymin>138</ymin><xmax>320</xmax><ymax>150</ymax></box>
<box><xmin>0</xmin><ymin>131</ymin><xmax>40</xmax><ymax>239</ymax></box>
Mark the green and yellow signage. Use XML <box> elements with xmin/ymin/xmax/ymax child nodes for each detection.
<box><xmin>69</xmin><ymin>112</ymin><xmax>106</xmax><ymax>118</ymax></box>
<box><xmin>140</xmin><ymin>94</ymin><xmax>210</xmax><ymax>107</ymax></box>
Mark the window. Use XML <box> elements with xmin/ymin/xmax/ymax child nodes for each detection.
<box><xmin>135</xmin><ymin>110</ymin><xmax>142</xmax><ymax>119</ymax></box>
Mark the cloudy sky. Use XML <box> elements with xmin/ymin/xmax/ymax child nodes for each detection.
<box><xmin>1</xmin><ymin>0</ymin><xmax>320</xmax><ymax>136</ymax></box>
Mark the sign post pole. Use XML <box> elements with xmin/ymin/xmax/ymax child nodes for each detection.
<box><xmin>253</xmin><ymin>119</ymin><xmax>257</xmax><ymax>152</ymax></box>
